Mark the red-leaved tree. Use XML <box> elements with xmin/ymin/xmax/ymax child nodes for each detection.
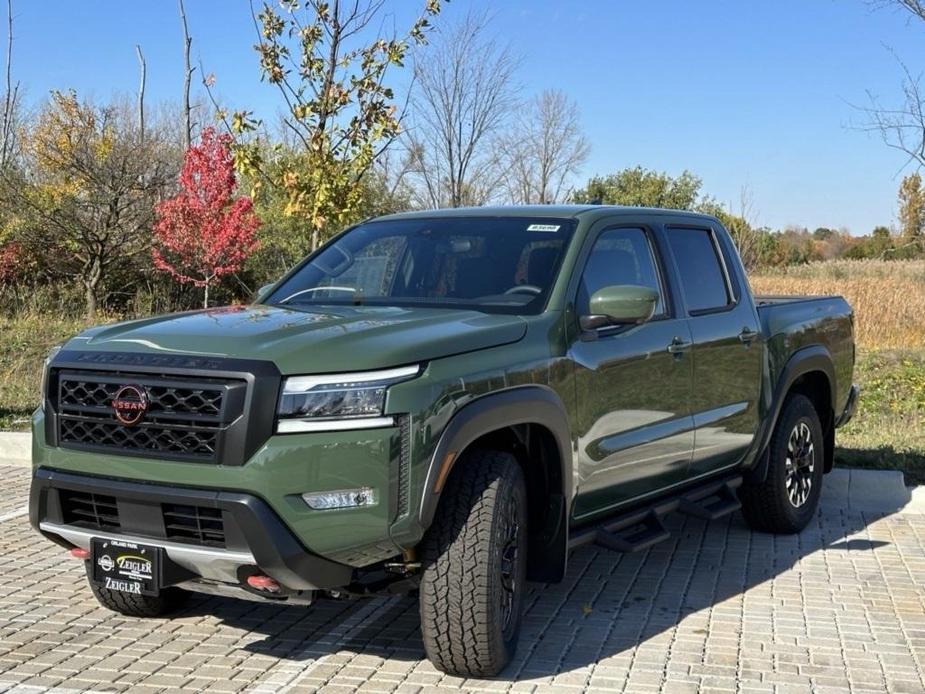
<box><xmin>153</xmin><ymin>127</ymin><xmax>259</xmax><ymax>307</ymax></box>
<box><xmin>0</xmin><ymin>242</ymin><xmax>22</xmax><ymax>283</ymax></box>
<box><xmin>0</xmin><ymin>241</ymin><xmax>27</xmax><ymax>287</ymax></box>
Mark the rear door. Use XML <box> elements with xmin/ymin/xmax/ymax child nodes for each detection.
<box><xmin>569</xmin><ymin>222</ymin><xmax>694</xmax><ymax>520</ymax></box>
<box><xmin>664</xmin><ymin>225</ymin><xmax>764</xmax><ymax>478</ymax></box>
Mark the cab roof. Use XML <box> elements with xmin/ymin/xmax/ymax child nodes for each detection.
<box><xmin>373</xmin><ymin>204</ymin><xmax>718</xmax><ymax>223</ymax></box>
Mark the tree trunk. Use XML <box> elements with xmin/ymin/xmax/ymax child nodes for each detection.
<box><xmin>178</xmin><ymin>0</ymin><xmax>193</xmax><ymax>150</ymax></box>
<box><xmin>0</xmin><ymin>0</ymin><xmax>17</xmax><ymax>168</ymax></box>
<box><xmin>84</xmin><ymin>281</ymin><xmax>97</xmax><ymax>319</ymax></box>
<box><xmin>203</xmin><ymin>279</ymin><xmax>209</xmax><ymax>309</ymax></box>
<box><xmin>135</xmin><ymin>44</ymin><xmax>146</xmax><ymax>142</ymax></box>
<box><xmin>83</xmin><ymin>256</ymin><xmax>103</xmax><ymax>319</ymax></box>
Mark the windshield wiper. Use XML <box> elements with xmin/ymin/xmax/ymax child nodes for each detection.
<box><xmin>277</xmin><ymin>286</ymin><xmax>360</xmax><ymax>305</ymax></box>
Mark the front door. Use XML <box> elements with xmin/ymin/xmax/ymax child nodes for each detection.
<box><xmin>570</xmin><ymin>225</ymin><xmax>694</xmax><ymax>521</ymax></box>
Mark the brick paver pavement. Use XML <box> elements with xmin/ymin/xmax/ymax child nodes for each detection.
<box><xmin>1</xmin><ymin>462</ymin><xmax>924</xmax><ymax>693</ymax></box>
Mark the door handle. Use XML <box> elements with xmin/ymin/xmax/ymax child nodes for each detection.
<box><xmin>667</xmin><ymin>337</ymin><xmax>691</xmax><ymax>355</ymax></box>
<box><xmin>738</xmin><ymin>327</ymin><xmax>760</xmax><ymax>345</ymax></box>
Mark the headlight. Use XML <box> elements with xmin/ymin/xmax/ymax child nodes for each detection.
<box><xmin>277</xmin><ymin>365</ymin><xmax>419</xmax><ymax>433</ymax></box>
<box><xmin>39</xmin><ymin>344</ymin><xmax>63</xmax><ymax>412</ymax></box>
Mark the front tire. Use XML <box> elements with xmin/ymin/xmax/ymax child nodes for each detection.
<box><xmin>85</xmin><ymin>564</ymin><xmax>190</xmax><ymax>617</ymax></box>
<box><xmin>419</xmin><ymin>450</ymin><xmax>528</xmax><ymax>677</ymax></box>
<box><xmin>740</xmin><ymin>393</ymin><xmax>825</xmax><ymax>533</ymax></box>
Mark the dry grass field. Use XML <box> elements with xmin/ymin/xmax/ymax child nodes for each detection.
<box><xmin>750</xmin><ymin>259</ymin><xmax>925</xmax><ymax>351</ymax></box>
<box><xmin>1</xmin><ymin>259</ymin><xmax>923</xmax><ymax>481</ymax></box>
<box><xmin>0</xmin><ymin>311</ymin><xmax>96</xmax><ymax>430</ymax></box>
<box><xmin>752</xmin><ymin>259</ymin><xmax>925</xmax><ymax>482</ymax></box>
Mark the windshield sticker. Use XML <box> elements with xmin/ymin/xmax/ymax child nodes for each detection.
<box><xmin>527</xmin><ymin>224</ymin><xmax>560</xmax><ymax>232</ymax></box>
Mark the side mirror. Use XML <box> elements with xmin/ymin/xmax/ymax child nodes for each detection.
<box><xmin>580</xmin><ymin>284</ymin><xmax>659</xmax><ymax>331</ymax></box>
<box><xmin>254</xmin><ymin>283</ymin><xmax>275</xmax><ymax>303</ymax></box>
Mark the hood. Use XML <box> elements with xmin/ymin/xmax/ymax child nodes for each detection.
<box><xmin>69</xmin><ymin>304</ymin><xmax>527</xmax><ymax>374</ymax></box>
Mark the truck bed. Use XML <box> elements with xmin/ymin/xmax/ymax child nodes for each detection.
<box><xmin>755</xmin><ymin>293</ymin><xmax>855</xmax><ymax>420</ymax></box>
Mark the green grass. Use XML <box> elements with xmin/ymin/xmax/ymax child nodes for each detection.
<box><xmin>0</xmin><ymin>313</ymin><xmax>99</xmax><ymax>430</ymax></box>
<box><xmin>1</xmin><ymin>312</ymin><xmax>924</xmax><ymax>484</ymax></box>
<box><xmin>835</xmin><ymin>349</ymin><xmax>925</xmax><ymax>485</ymax></box>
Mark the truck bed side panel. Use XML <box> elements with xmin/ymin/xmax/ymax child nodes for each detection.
<box><xmin>756</xmin><ymin>295</ymin><xmax>854</xmax><ymax>417</ymax></box>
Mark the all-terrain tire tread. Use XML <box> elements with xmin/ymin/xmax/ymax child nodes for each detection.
<box><xmin>419</xmin><ymin>450</ymin><xmax>526</xmax><ymax>677</ymax></box>
<box><xmin>86</xmin><ymin>567</ymin><xmax>189</xmax><ymax>617</ymax></box>
<box><xmin>739</xmin><ymin>393</ymin><xmax>824</xmax><ymax>534</ymax></box>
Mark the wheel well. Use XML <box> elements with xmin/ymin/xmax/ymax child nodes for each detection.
<box><xmin>787</xmin><ymin>370</ymin><xmax>835</xmax><ymax>472</ymax></box>
<box><xmin>456</xmin><ymin>423</ymin><xmax>565</xmax><ymax>581</ymax></box>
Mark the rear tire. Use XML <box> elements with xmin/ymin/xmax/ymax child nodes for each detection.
<box><xmin>85</xmin><ymin>564</ymin><xmax>190</xmax><ymax>617</ymax></box>
<box><xmin>419</xmin><ymin>450</ymin><xmax>528</xmax><ymax>677</ymax></box>
<box><xmin>740</xmin><ymin>393</ymin><xmax>824</xmax><ymax>533</ymax></box>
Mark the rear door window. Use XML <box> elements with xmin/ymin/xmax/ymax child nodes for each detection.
<box><xmin>666</xmin><ymin>228</ymin><xmax>731</xmax><ymax>313</ymax></box>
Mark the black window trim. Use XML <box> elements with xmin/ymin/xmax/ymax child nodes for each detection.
<box><xmin>713</xmin><ymin>222</ymin><xmax>745</xmax><ymax>305</ymax></box>
<box><xmin>572</xmin><ymin>222</ymin><xmax>672</xmax><ymax>337</ymax></box>
<box><xmin>665</xmin><ymin>224</ymin><xmax>738</xmax><ymax>317</ymax></box>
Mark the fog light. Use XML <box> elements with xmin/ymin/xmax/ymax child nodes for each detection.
<box><xmin>302</xmin><ymin>487</ymin><xmax>378</xmax><ymax>510</ymax></box>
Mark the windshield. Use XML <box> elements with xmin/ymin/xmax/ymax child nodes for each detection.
<box><xmin>266</xmin><ymin>217</ymin><xmax>576</xmax><ymax>315</ymax></box>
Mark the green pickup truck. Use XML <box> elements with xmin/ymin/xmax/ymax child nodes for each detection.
<box><xmin>30</xmin><ymin>206</ymin><xmax>857</xmax><ymax>676</ymax></box>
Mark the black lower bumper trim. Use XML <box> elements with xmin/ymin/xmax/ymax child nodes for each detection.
<box><xmin>835</xmin><ymin>383</ymin><xmax>860</xmax><ymax>428</ymax></box>
<box><xmin>30</xmin><ymin>468</ymin><xmax>354</xmax><ymax>591</ymax></box>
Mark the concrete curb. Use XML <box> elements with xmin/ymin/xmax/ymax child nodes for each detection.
<box><xmin>0</xmin><ymin>432</ymin><xmax>30</xmax><ymax>467</ymax></box>
<box><xmin>821</xmin><ymin>468</ymin><xmax>912</xmax><ymax>513</ymax></box>
<box><xmin>906</xmin><ymin>484</ymin><xmax>925</xmax><ymax>514</ymax></box>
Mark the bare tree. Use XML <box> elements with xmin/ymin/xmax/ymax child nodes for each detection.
<box><xmin>728</xmin><ymin>185</ymin><xmax>763</xmax><ymax>271</ymax></box>
<box><xmin>0</xmin><ymin>0</ymin><xmax>19</xmax><ymax>168</ymax></box>
<box><xmin>871</xmin><ymin>0</ymin><xmax>925</xmax><ymax>21</ymax></box>
<box><xmin>859</xmin><ymin>54</ymin><xmax>925</xmax><ymax>169</ymax></box>
<box><xmin>178</xmin><ymin>0</ymin><xmax>193</xmax><ymax>150</ymax></box>
<box><xmin>696</xmin><ymin>185</ymin><xmax>763</xmax><ymax>269</ymax></box>
<box><xmin>374</xmin><ymin>148</ymin><xmax>417</xmax><ymax>211</ymax></box>
<box><xmin>861</xmin><ymin>3</ymin><xmax>925</xmax><ymax>168</ymax></box>
<box><xmin>499</xmin><ymin>89</ymin><xmax>589</xmax><ymax>204</ymax></box>
<box><xmin>404</xmin><ymin>12</ymin><xmax>519</xmax><ymax>208</ymax></box>
<box><xmin>135</xmin><ymin>45</ymin><xmax>146</xmax><ymax>142</ymax></box>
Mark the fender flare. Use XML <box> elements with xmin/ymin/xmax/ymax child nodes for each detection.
<box><xmin>418</xmin><ymin>385</ymin><xmax>573</xmax><ymax>582</ymax></box>
<box><xmin>746</xmin><ymin>344</ymin><xmax>836</xmax><ymax>483</ymax></box>
<box><xmin>419</xmin><ymin>385</ymin><xmax>572</xmax><ymax>527</ymax></box>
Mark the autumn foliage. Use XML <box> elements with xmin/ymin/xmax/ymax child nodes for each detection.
<box><xmin>0</xmin><ymin>242</ymin><xmax>26</xmax><ymax>285</ymax></box>
<box><xmin>153</xmin><ymin>127</ymin><xmax>259</xmax><ymax>306</ymax></box>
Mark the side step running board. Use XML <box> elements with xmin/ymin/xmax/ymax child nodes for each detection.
<box><xmin>678</xmin><ymin>480</ymin><xmax>742</xmax><ymax>521</ymax></box>
<box><xmin>594</xmin><ymin>512</ymin><xmax>669</xmax><ymax>553</ymax></box>
<box><xmin>569</xmin><ymin>474</ymin><xmax>743</xmax><ymax>553</ymax></box>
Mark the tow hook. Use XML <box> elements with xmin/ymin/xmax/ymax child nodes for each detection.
<box><xmin>384</xmin><ymin>561</ymin><xmax>421</xmax><ymax>576</ymax></box>
<box><xmin>385</xmin><ymin>549</ymin><xmax>421</xmax><ymax>576</ymax></box>
<box><xmin>246</xmin><ymin>574</ymin><xmax>281</xmax><ymax>593</ymax></box>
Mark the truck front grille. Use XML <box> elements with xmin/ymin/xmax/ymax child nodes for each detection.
<box><xmin>162</xmin><ymin>504</ymin><xmax>226</xmax><ymax>548</ymax></box>
<box><xmin>60</xmin><ymin>379</ymin><xmax>225</xmax><ymax>416</ymax></box>
<box><xmin>53</xmin><ymin>372</ymin><xmax>246</xmax><ymax>463</ymax></box>
<box><xmin>59</xmin><ymin>419</ymin><xmax>220</xmax><ymax>458</ymax></box>
<box><xmin>60</xmin><ymin>490</ymin><xmax>120</xmax><ymax>531</ymax></box>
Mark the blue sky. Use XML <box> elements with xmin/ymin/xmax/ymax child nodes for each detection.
<box><xmin>11</xmin><ymin>1</ymin><xmax>925</xmax><ymax>233</ymax></box>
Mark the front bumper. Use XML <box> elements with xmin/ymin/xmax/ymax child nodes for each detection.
<box><xmin>31</xmin><ymin>468</ymin><xmax>354</xmax><ymax>591</ymax></box>
<box><xmin>32</xmin><ymin>407</ymin><xmax>407</xmax><ymax>567</ymax></box>
<box><xmin>36</xmin><ymin>350</ymin><xmax>415</xmax><ymax>568</ymax></box>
